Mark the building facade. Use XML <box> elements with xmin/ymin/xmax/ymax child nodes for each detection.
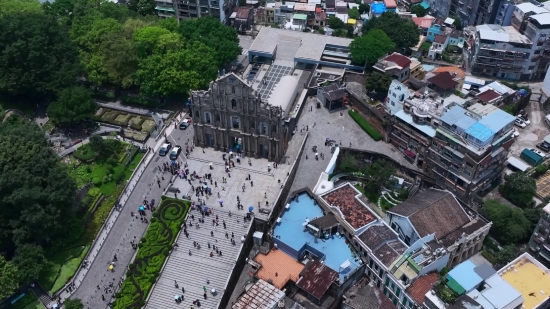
<box><xmin>528</xmin><ymin>203</ymin><xmax>550</xmax><ymax>265</ymax></box>
<box><xmin>469</xmin><ymin>2</ymin><xmax>550</xmax><ymax>81</ymax></box>
<box><xmin>155</xmin><ymin>0</ymin><xmax>236</xmax><ymax>24</ymax></box>
<box><xmin>188</xmin><ymin>73</ymin><xmax>295</xmax><ymax>161</ymax></box>
<box><xmin>429</xmin><ymin>0</ymin><xmax>498</xmax><ymax>26</ymax></box>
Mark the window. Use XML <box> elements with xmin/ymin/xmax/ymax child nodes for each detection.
<box><xmin>463</xmin><ymin>170</ymin><xmax>471</xmax><ymax>176</ymax></box>
<box><xmin>393</xmin><ymin>93</ymin><xmax>397</xmax><ymax>98</ymax></box>
<box><xmin>385</xmin><ymin>278</ymin><xmax>390</xmax><ymax>286</ymax></box>
<box><xmin>391</xmin><ymin>282</ymin><xmax>395</xmax><ymax>290</ymax></box>
<box><xmin>250</xmin><ymin>121</ymin><xmax>255</xmax><ymax>129</ymax></box>
<box><xmin>216</xmin><ymin>114</ymin><xmax>221</xmax><ymax>122</ymax></box>
<box><xmin>232</xmin><ymin>116</ymin><xmax>240</xmax><ymax>129</ymax></box>
<box><xmin>195</xmin><ymin>111</ymin><xmax>199</xmax><ymax>118</ymax></box>
<box><xmin>529</xmin><ymin>65</ymin><xmax>535</xmax><ymax>70</ymax></box>
<box><xmin>271</xmin><ymin>125</ymin><xmax>277</xmax><ymax>134</ymax></box>
<box><xmin>379</xmin><ymin>269</ymin><xmax>383</xmax><ymax>277</ymax></box>
<box><xmin>205</xmin><ymin>112</ymin><xmax>212</xmax><ymax>124</ymax></box>
<box><xmin>369</xmin><ymin>259</ymin><xmax>374</xmax><ymax>268</ymax></box>
<box><xmin>231</xmin><ymin>86</ymin><xmax>235</xmax><ymax>93</ymax></box>
<box><xmin>261</xmin><ymin>123</ymin><xmax>268</xmax><ymax>135</ymax></box>
<box><xmin>374</xmin><ymin>264</ymin><xmax>379</xmax><ymax>270</ymax></box>
<box><xmin>396</xmin><ymin>288</ymin><xmax>401</xmax><ymax>297</ymax></box>
<box><xmin>231</xmin><ymin>99</ymin><xmax>237</xmax><ymax>109</ymax></box>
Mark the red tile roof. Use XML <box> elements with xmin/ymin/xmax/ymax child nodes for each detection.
<box><xmin>322</xmin><ymin>185</ymin><xmax>377</xmax><ymax>229</ymax></box>
<box><xmin>296</xmin><ymin>260</ymin><xmax>338</xmax><ymax>300</ymax></box>
<box><xmin>406</xmin><ymin>273</ymin><xmax>439</xmax><ymax>305</ymax></box>
<box><xmin>384</xmin><ymin>53</ymin><xmax>412</xmax><ymax>69</ymax></box>
<box><xmin>384</xmin><ymin>0</ymin><xmax>397</xmax><ymax>8</ymax></box>
<box><xmin>236</xmin><ymin>7</ymin><xmax>252</xmax><ymax>19</ymax></box>
<box><xmin>476</xmin><ymin>89</ymin><xmax>501</xmax><ymax>103</ymax></box>
<box><xmin>427</xmin><ymin>72</ymin><xmax>458</xmax><ymax>90</ymax></box>
<box><xmin>412</xmin><ymin>17</ymin><xmax>434</xmax><ymax>28</ymax></box>
<box><xmin>254</xmin><ymin>249</ymin><xmax>305</xmax><ymax>289</ymax></box>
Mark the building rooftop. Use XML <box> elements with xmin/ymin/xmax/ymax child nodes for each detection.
<box><xmin>465</xmin><ymin>274</ymin><xmax>523</xmax><ymax>309</ymax></box>
<box><xmin>477</xmin><ymin>109</ymin><xmax>515</xmax><ymax>134</ymax></box>
<box><xmin>447</xmin><ymin>260</ymin><xmax>496</xmax><ymax>294</ymax></box>
<box><xmin>268</xmin><ymin>75</ymin><xmax>298</xmax><ymax>116</ymax></box>
<box><xmin>476</xmin><ymin>24</ymin><xmax>531</xmax><ymax>44</ymax></box>
<box><xmin>249</xmin><ymin>26</ymin><xmax>353</xmax><ymax>61</ymax></box>
<box><xmin>412</xmin><ymin>16</ymin><xmax>434</xmax><ymax>28</ymax></box>
<box><xmin>387</xmin><ymin>189</ymin><xmax>471</xmax><ymax>240</ymax></box>
<box><xmin>321</xmin><ymin>184</ymin><xmax>378</xmax><ymax>230</ymax></box>
<box><xmin>467</xmin><ymin>102</ymin><xmax>498</xmax><ymax>116</ymax></box>
<box><xmin>343</xmin><ymin>278</ymin><xmax>396</xmax><ymax>309</ymax></box>
<box><xmin>395</xmin><ymin>110</ymin><xmax>436</xmax><ymax>137</ymax></box>
<box><xmin>357</xmin><ymin>223</ymin><xmax>408</xmax><ymax>267</ymax></box>
<box><xmin>374</xmin><ymin>241</ymin><xmax>409</xmax><ymax>267</ymax></box>
<box><xmin>236</xmin><ymin>7</ymin><xmax>252</xmax><ymax>19</ymax></box>
<box><xmin>433</xmin><ymin>34</ymin><xmax>448</xmax><ymax>44</ymax></box>
<box><xmin>545</xmin><ymin>203</ymin><xmax>550</xmax><ymax>215</ymax></box>
<box><xmin>440</xmin><ymin>105</ymin><xmax>477</xmax><ymax>131</ymax></box>
<box><xmin>406</xmin><ymin>273</ymin><xmax>439</xmax><ymax>305</ymax></box>
<box><xmin>499</xmin><ymin>253</ymin><xmax>550</xmax><ymax>309</ymax></box>
<box><xmin>465</xmin><ymin>122</ymin><xmax>494</xmax><ymax>143</ymax></box>
<box><xmin>254</xmin><ymin>249</ymin><xmax>305</xmax><ymax>289</ymax></box>
<box><xmin>482</xmin><ymin>81</ymin><xmax>515</xmax><ymax>96</ymax></box>
<box><xmin>232</xmin><ymin>279</ymin><xmax>286</xmax><ymax>309</ymax></box>
<box><xmin>384</xmin><ymin>0</ymin><xmax>396</xmax><ymax>8</ymax></box>
<box><xmin>476</xmin><ymin>89</ymin><xmax>501</xmax><ymax>103</ymax></box>
<box><xmin>321</xmin><ymin>84</ymin><xmax>346</xmax><ymax>101</ymax></box>
<box><xmin>516</xmin><ymin>2</ymin><xmax>548</xmax><ymax>14</ymax></box>
<box><xmin>428</xmin><ymin>72</ymin><xmax>458</xmax><ymax>90</ymax></box>
<box><xmin>531</xmin><ymin>12</ymin><xmax>550</xmax><ymax>26</ymax></box>
<box><xmin>433</xmin><ymin>66</ymin><xmax>466</xmax><ymax>78</ymax></box>
<box><xmin>295</xmin><ymin>260</ymin><xmax>339</xmax><ymax>300</ymax></box>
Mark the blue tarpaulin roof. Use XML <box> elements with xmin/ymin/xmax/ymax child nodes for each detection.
<box><xmin>465</xmin><ymin>122</ymin><xmax>494</xmax><ymax>143</ymax></box>
<box><xmin>420</xmin><ymin>0</ymin><xmax>430</xmax><ymax>8</ymax></box>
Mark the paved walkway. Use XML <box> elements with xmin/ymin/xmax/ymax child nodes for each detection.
<box><xmin>146</xmin><ymin>208</ymin><xmax>250</xmax><ymax>309</ymax></box>
<box><xmin>97</xmin><ymin>101</ymin><xmax>172</xmax><ymax>119</ymax></box>
<box><xmin>69</xmin><ymin>112</ymin><xmax>185</xmax><ymax>309</ymax></box>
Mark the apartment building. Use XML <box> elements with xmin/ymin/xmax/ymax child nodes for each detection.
<box><xmin>385</xmin><ymin>81</ymin><xmax>516</xmax><ymax>201</ymax></box>
<box><xmin>469</xmin><ymin>2</ymin><xmax>550</xmax><ymax>81</ymax></box>
<box><xmin>429</xmin><ymin>0</ymin><xmax>497</xmax><ymax>26</ymax></box>
<box><xmin>155</xmin><ymin>0</ymin><xmax>236</xmax><ymax>24</ymax></box>
<box><xmin>494</xmin><ymin>0</ymin><xmax>517</xmax><ymax>26</ymax></box>
<box><xmin>528</xmin><ymin>203</ymin><xmax>550</xmax><ymax>265</ymax></box>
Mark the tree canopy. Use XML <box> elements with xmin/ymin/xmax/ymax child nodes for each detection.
<box><xmin>363</xmin><ymin>159</ymin><xmax>396</xmax><ymax>192</ymax></box>
<box><xmin>0</xmin><ymin>0</ymin><xmax>42</xmax><ymax>15</ymax></box>
<box><xmin>0</xmin><ymin>256</ymin><xmax>18</xmax><ymax>299</ymax></box>
<box><xmin>177</xmin><ymin>17</ymin><xmax>242</xmax><ymax>67</ymax></box>
<box><xmin>482</xmin><ymin>200</ymin><xmax>531</xmax><ymax>245</ymax></box>
<box><xmin>65</xmin><ymin>298</ymin><xmax>85</xmax><ymax>309</ymax></box>
<box><xmin>499</xmin><ymin>172</ymin><xmax>536</xmax><ymax>208</ymax></box>
<box><xmin>328</xmin><ymin>16</ymin><xmax>345</xmax><ymax>29</ymax></box>
<box><xmin>363</xmin><ymin>12</ymin><xmax>420</xmax><ymax>49</ymax></box>
<box><xmin>0</xmin><ymin>12</ymin><xmax>79</xmax><ymax>98</ymax></box>
<box><xmin>410</xmin><ymin>4</ymin><xmax>428</xmax><ymax>17</ymax></box>
<box><xmin>47</xmin><ymin>86</ymin><xmax>98</xmax><ymax>126</ymax></box>
<box><xmin>348</xmin><ymin>7</ymin><xmax>360</xmax><ymax>19</ymax></box>
<box><xmin>365</xmin><ymin>72</ymin><xmax>393</xmax><ymax>97</ymax></box>
<box><xmin>350</xmin><ymin>29</ymin><xmax>395</xmax><ymax>66</ymax></box>
<box><xmin>0</xmin><ymin>119</ymin><xmax>77</xmax><ymax>249</ymax></box>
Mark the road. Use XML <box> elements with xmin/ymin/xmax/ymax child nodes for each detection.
<box><xmin>71</xmin><ymin>120</ymin><xmax>195</xmax><ymax>308</ymax></box>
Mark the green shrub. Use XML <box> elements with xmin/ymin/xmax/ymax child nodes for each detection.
<box><xmin>348</xmin><ymin>110</ymin><xmax>382</xmax><ymax>141</ymax></box>
<box><xmin>74</xmin><ymin>144</ymin><xmax>96</xmax><ymax>161</ymax></box>
<box><xmin>92</xmin><ymin>177</ymin><xmax>102</xmax><ymax>186</ymax></box>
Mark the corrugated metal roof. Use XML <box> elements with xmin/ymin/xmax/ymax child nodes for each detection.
<box><xmin>465</xmin><ymin>122</ymin><xmax>494</xmax><ymax>143</ymax></box>
<box><xmin>232</xmin><ymin>279</ymin><xmax>286</xmax><ymax>309</ymax></box>
<box><xmin>295</xmin><ymin>260</ymin><xmax>338</xmax><ymax>300</ymax></box>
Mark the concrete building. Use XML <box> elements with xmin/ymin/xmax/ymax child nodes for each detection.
<box><xmin>265</xmin><ymin>2</ymin><xmax>287</xmax><ymax>24</ymax></box>
<box><xmin>373</xmin><ymin>53</ymin><xmax>412</xmax><ymax>82</ymax></box>
<box><xmin>385</xmin><ymin>81</ymin><xmax>516</xmax><ymax>200</ymax></box>
<box><xmin>528</xmin><ymin>203</ymin><xmax>550</xmax><ymax>265</ymax></box>
<box><xmin>427</xmin><ymin>71</ymin><xmax>458</xmax><ymax>96</ymax></box>
<box><xmin>469</xmin><ymin>2</ymin><xmax>550</xmax><ymax>81</ymax></box>
<box><xmin>155</xmin><ymin>0</ymin><xmax>236</xmax><ymax>23</ymax></box>
<box><xmin>427</xmin><ymin>34</ymin><xmax>449</xmax><ymax>60</ymax></box>
<box><xmin>232</xmin><ymin>7</ymin><xmax>254</xmax><ymax>32</ymax></box>
<box><xmin>385</xmin><ymin>188</ymin><xmax>491</xmax><ymax>268</ymax></box>
<box><xmin>188</xmin><ymin>73</ymin><xmax>296</xmax><ymax>160</ymax></box>
<box><xmin>543</xmin><ymin>65</ymin><xmax>550</xmax><ymax>102</ymax></box>
<box><xmin>494</xmin><ymin>0</ymin><xmax>517</xmax><ymax>26</ymax></box>
<box><xmin>432</xmin><ymin>66</ymin><xmax>466</xmax><ymax>89</ymax></box>
<box><xmin>428</xmin><ymin>0</ymin><xmax>498</xmax><ymax>26</ymax></box>
<box><xmin>317</xmin><ymin>83</ymin><xmax>346</xmax><ymax>110</ymax></box>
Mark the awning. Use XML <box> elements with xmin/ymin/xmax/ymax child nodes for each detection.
<box><xmin>404</xmin><ymin>149</ymin><xmax>416</xmax><ymax>158</ymax></box>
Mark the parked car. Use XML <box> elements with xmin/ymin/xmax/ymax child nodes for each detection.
<box><xmin>159</xmin><ymin>142</ymin><xmax>172</xmax><ymax>156</ymax></box>
<box><xmin>517</xmin><ymin>115</ymin><xmax>530</xmax><ymax>125</ymax></box>
<box><xmin>537</xmin><ymin>143</ymin><xmax>550</xmax><ymax>152</ymax></box>
<box><xmin>169</xmin><ymin>146</ymin><xmax>182</xmax><ymax>160</ymax></box>
<box><xmin>530</xmin><ymin>148</ymin><xmax>547</xmax><ymax>158</ymax></box>
<box><xmin>179</xmin><ymin>118</ymin><xmax>192</xmax><ymax>129</ymax></box>
<box><xmin>512</xmin><ymin>129</ymin><xmax>520</xmax><ymax>138</ymax></box>
<box><xmin>515</xmin><ymin>119</ymin><xmax>526</xmax><ymax>128</ymax></box>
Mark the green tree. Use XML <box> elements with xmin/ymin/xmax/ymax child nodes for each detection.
<box><xmin>136</xmin><ymin>0</ymin><xmax>155</xmax><ymax>16</ymax></box>
<box><xmin>350</xmin><ymin>29</ymin><xmax>395</xmax><ymax>66</ymax></box>
<box><xmin>64</xmin><ymin>298</ymin><xmax>84</xmax><ymax>309</ymax></box>
<box><xmin>0</xmin><ymin>256</ymin><xmax>18</xmax><ymax>299</ymax></box>
<box><xmin>47</xmin><ymin>86</ymin><xmax>98</xmax><ymax>126</ymax></box>
<box><xmin>358</xmin><ymin>3</ymin><xmax>369</xmax><ymax>14</ymax></box>
<box><xmin>328</xmin><ymin>16</ymin><xmax>345</xmax><ymax>29</ymax></box>
<box><xmin>348</xmin><ymin>7</ymin><xmax>360</xmax><ymax>19</ymax></box>
<box><xmin>495</xmin><ymin>244</ymin><xmax>517</xmax><ymax>267</ymax></box>
<box><xmin>177</xmin><ymin>17</ymin><xmax>242</xmax><ymax>67</ymax></box>
<box><xmin>0</xmin><ymin>120</ymin><xmax>77</xmax><ymax>247</ymax></box>
<box><xmin>0</xmin><ymin>12</ymin><xmax>79</xmax><ymax>98</ymax></box>
<box><xmin>365</xmin><ymin>72</ymin><xmax>392</xmax><ymax>95</ymax></box>
<box><xmin>362</xmin><ymin>159</ymin><xmax>396</xmax><ymax>193</ymax></box>
<box><xmin>89</xmin><ymin>135</ymin><xmax>105</xmax><ymax>154</ymax></box>
<box><xmin>483</xmin><ymin>200</ymin><xmax>531</xmax><ymax>245</ymax></box>
<box><xmin>11</xmin><ymin>244</ymin><xmax>46</xmax><ymax>283</ymax></box>
<box><xmin>449</xmin><ymin>15</ymin><xmax>462</xmax><ymax>30</ymax></box>
<box><xmin>0</xmin><ymin>0</ymin><xmax>42</xmax><ymax>14</ymax></box>
<box><xmin>363</xmin><ymin>12</ymin><xmax>420</xmax><ymax>49</ymax></box>
<box><xmin>499</xmin><ymin>172</ymin><xmax>536</xmax><ymax>208</ymax></box>
<box><xmin>410</xmin><ymin>4</ymin><xmax>427</xmax><ymax>17</ymax></box>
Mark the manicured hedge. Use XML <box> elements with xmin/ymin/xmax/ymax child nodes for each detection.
<box><xmin>112</xmin><ymin>198</ymin><xmax>189</xmax><ymax>309</ymax></box>
<box><xmin>348</xmin><ymin>110</ymin><xmax>382</xmax><ymax>141</ymax></box>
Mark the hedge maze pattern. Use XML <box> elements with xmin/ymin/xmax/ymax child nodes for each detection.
<box><xmin>113</xmin><ymin>198</ymin><xmax>189</xmax><ymax>309</ymax></box>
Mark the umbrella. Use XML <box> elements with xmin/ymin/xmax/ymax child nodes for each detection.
<box><xmin>139</xmin><ymin>206</ymin><xmax>145</xmax><ymax>211</ymax></box>
<box><xmin>174</xmin><ymin>295</ymin><xmax>180</xmax><ymax>300</ymax></box>
<box><xmin>109</xmin><ymin>265</ymin><xmax>114</xmax><ymax>270</ymax></box>
<box><xmin>203</xmin><ymin>184</ymin><xmax>208</xmax><ymax>188</ymax></box>
<box><xmin>248</xmin><ymin>206</ymin><xmax>254</xmax><ymax>212</ymax></box>
<box><xmin>211</xmin><ymin>288</ymin><xmax>216</xmax><ymax>293</ymax></box>
<box><xmin>204</xmin><ymin>207</ymin><xmax>209</xmax><ymax>211</ymax></box>
<box><xmin>52</xmin><ymin>304</ymin><xmax>59</xmax><ymax>309</ymax></box>
<box><xmin>315</xmin><ymin>153</ymin><xmax>319</xmax><ymax>156</ymax></box>
<box><xmin>218</xmin><ymin>200</ymin><xmax>223</xmax><ymax>203</ymax></box>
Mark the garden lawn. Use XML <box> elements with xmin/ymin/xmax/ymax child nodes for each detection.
<box><xmin>9</xmin><ymin>293</ymin><xmax>40</xmax><ymax>309</ymax></box>
<box><xmin>113</xmin><ymin>198</ymin><xmax>189</xmax><ymax>309</ymax></box>
<box><xmin>39</xmin><ymin>245</ymin><xmax>90</xmax><ymax>294</ymax></box>
<box><xmin>348</xmin><ymin>110</ymin><xmax>382</xmax><ymax>141</ymax></box>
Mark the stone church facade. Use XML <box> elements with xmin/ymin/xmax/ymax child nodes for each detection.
<box><xmin>188</xmin><ymin>73</ymin><xmax>291</xmax><ymax>161</ymax></box>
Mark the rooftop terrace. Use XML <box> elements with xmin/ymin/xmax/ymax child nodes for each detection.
<box><xmin>254</xmin><ymin>249</ymin><xmax>305</xmax><ymax>289</ymax></box>
<box><xmin>499</xmin><ymin>253</ymin><xmax>550</xmax><ymax>309</ymax></box>
<box><xmin>321</xmin><ymin>184</ymin><xmax>377</xmax><ymax>230</ymax></box>
<box><xmin>273</xmin><ymin>192</ymin><xmax>360</xmax><ymax>282</ymax></box>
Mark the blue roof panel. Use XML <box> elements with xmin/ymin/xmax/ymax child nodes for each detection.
<box><xmin>465</xmin><ymin>122</ymin><xmax>494</xmax><ymax>143</ymax></box>
<box><xmin>447</xmin><ymin>260</ymin><xmax>483</xmax><ymax>293</ymax></box>
<box><xmin>441</xmin><ymin>106</ymin><xmax>475</xmax><ymax>130</ymax></box>
<box><xmin>478</xmin><ymin>109</ymin><xmax>515</xmax><ymax>134</ymax></box>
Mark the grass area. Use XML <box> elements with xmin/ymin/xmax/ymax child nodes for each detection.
<box><xmin>95</xmin><ymin>107</ymin><xmax>156</xmax><ymax>133</ymax></box>
<box><xmin>380</xmin><ymin>196</ymin><xmax>394</xmax><ymax>211</ymax></box>
<box><xmin>41</xmin><ymin>120</ymin><xmax>55</xmax><ymax>133</ymax></box>
<box><xmin>113</xmin><ymin>198</ymin><xmax>189</xmax><ymax>309</ymax></box>
<box><xmin>9</xmin><ymin>293</ymin><xmax>41</xmax><ymax>309</ymax></box>
<box><xmin>39</xmin><ymin>245</ymin><xmax>90</xmax><ymax>294</ymax></box>
<box><xmin>348</xmin><ymin>110</ymin><xmax>382</xmax><ymax>141</ymax></box>
<box><xmin>354</xmin><ymin>183</ymin><xmax>381</xmax><ymax>203</ymax></box>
